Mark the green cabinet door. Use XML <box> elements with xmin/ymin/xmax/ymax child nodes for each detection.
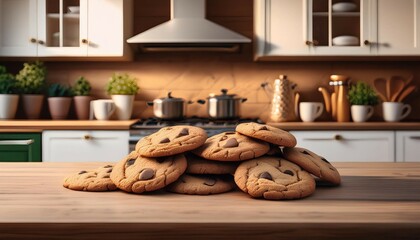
<box><xmin>0</xmin><ymin>133</ymin><xmax>41</xmax><ymax>162</ymax></box>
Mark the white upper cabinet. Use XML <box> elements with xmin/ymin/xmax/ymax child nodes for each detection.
<box><xmin>255</xmin><ymin>0</ymin><xmax>420</xmax><ymax>59</ymax></box>
<box><xmin>0</xmin><ymin>0</ymin><xmax>38</xmax><ymax>56</ymax></box>
<box><xmin>372</xmin><ymin>0</ymin><xmax>420</xmax><ymax>55</ymax></box>
<box><xmin>0</xmin><ymin>0</ymin><xmax>132</xmax><ymax>57</ymax></box>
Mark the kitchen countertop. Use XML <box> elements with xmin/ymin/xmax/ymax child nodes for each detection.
<box><xmin>268</xmin><ymin>121</ymin><xmax>420</xmax><ymax>130</ymax></box>
<box><xmin>0</xmin><ymin>119</ymin><xmax>139</xmax><ymax>131</ymax></box>
<box><xmin>1</xmin><ymin>162</ymin><xmax>419</xmax><ymax>239</ymax></box>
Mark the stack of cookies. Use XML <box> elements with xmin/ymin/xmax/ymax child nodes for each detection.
<box><xmin>63</xmin><ymin>123</ymin><xmax>341</xmax><ymax>200</ymax></box>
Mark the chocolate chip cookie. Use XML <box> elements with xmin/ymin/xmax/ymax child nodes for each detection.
<box><xmin>192</xmin><ymin>132</ymin><xmax>270</xmax><ymax>161</ymax></box>
<box><xmin>234</xmin><ymin>156</ymin><xmax>315</xmax><ymax>200</ymax></box>
<box><xmin>63</xmin><ymin>165</ymin><xmax>117</xmax><ymax>191</ymax></box>
<box><xmin>283</xmin><ymin>147</ymin><xmax>341</xmax><ymax>185</ymax></box>
<box><xmin>135</xmin><ymin>126</ymin><xmax>207</xmax><ymax>157</ymax></box>
<box><xmin>236</xmin><ymin>122</ymin><xmax>297</xmax><ymax>147</ymax></box>
<box><xmin>167</xmin><ymin>174</ymin><xmax>235</xmax><ymax>195</ymax></box>
<box><xmin>110</xmin><ymin>151</ymin><xmax>187</xmax><ymax>193</ymax></box>
<box><xmin>185</xmin><ymin>153</ymin><xmax>239</xmax><ymax>174</ymax></box>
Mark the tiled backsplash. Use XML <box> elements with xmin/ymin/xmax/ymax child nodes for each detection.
<box><xmin>35</xmin><ymin>58</ymin><xmax>419</xmax><ymax>121</ymax></box>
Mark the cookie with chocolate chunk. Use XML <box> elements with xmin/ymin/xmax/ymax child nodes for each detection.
<box><xmin>192</xmin><ymin>132</ymin><xmax>270</xmax><ymax>162</ymax></box>
<box><xmin>185</xmin><ymin>153</ymin><xmax>238</xmax><ymax>174</ymax></box>
<box><xmin>167</xmin><ymin>174</ymin><xmax>235</xmax><ymax>195</ymax></box>
<box><xmin>283</xmin><ymin>147</ymin><xmax>341</xmax><ymax>185</ymax></box>
<box><xmin>236</xmin><ymin>122</ymin><xmax>297</xmax><ymax>147</ymax></box>
<box><xmin>63</xmin><ymin>164</ymin><xmax>117</xmax><ymax>191</ymax></box>
<box><xmin>234</xmin><ymin>156</ymin><xmax>315</xmax><ymax>200</ymax></box>
<box><xmin>110</xmin><ymin>151</ymin><xmax>187</xmax><ymax>193</ymax></box>
<box><xmin>135</xmin><ymin>125</ymin><xmax>207</xmax><ymax>157</ymax></box>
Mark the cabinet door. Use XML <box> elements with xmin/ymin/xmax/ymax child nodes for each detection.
<box><xmin>42</xmin><ymin>130</ymin><xmax>129</xmax><ymax>162</ymax></box>
<box><xmin>374</xmin><ymin>0</ymin><xmax>420</xmax><ymax>55</ymax></box>
<box><xmin>396</xmin><ymin>131</ymin><xmax>420</xmax><ymax>162</ymax></box>
<box><xmin>0</xmin><ymin>133</ymin><xmax>42</xmax><ymax>162</ymax></box>
<box><xmin>254</xmin><ymin>0</ymin><xmax>309</xmax><ymax>59</ymax></box>
<box><xmin>37</xmin><ymin>0</ymin><xmax>88</xmax><ymax>56</ymax></box>
<box><xmin>290</xmin><ymin>131</ymin><xmax>395</xmax><ymax>162</ymax></box>
<box><xmin>87</xmin><ymin>0</ymin><xmax>126</xmax><ymax>56</ymax></box>
<box><xmin>309</xmin><ymin>0</ymin><xmax>373</xmax><ymax>55</ymax></box>
<box><xmin>0</xmin><ymin>0</ymin><xmax>37</xmax><ymax>56</ymax></box>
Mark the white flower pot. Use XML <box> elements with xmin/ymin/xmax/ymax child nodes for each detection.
<box><xmin>111</xmin><ymin>95</ymin><xmax>134</xmax><ymax>120</ymax></box>
<box><xmin>0</xmin><ymin>94</ymin><xmax>19</xmax><ymax>119</ymax></box>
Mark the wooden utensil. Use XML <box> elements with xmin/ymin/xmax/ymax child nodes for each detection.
<box><xmin>386</xmin><ymin>78</ymin><xmax>392</xmax><ymax>101</ymax></box>
<box><xmin>397</xmin><ymin>85</ymin><xmax>416</xmax><ymax>102</ymax></box>
<box><xmin>403</xmin><ymin>75</ymin><xmax>414</xmax><ymax>88</ymax></box>
<box><xmin>390</xmin><ymin>76</ymin><xmax>406</xmax><ymax>102</ymax></box>
<box><xmin>373</xmin><ymin>78</ymin><xmax>388</xmax><ymax>102</ymax></box>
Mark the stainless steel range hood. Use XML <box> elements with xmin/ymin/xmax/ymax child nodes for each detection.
<box><xmin>127</xmin><ymin>0</ymin><xmax>251</xmax><ymax>52</ymax></box>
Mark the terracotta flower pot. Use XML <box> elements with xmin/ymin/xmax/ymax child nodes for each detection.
<box><xmin>21</xmin><ymin>94</ymin><xmax>44</xmax><ymax>119</ymax></box>
<box><xmin>0</xmin><ymin>94</ymin><xmax>19</xmax><ymax>119</ymax></box>
<box><xmin>48</xmin><ymin>97</ymin><xmax>72</xmax><ymax>120</ymax></box>
<box><xmin>73</xmin><ymin>96</ymin><xmax>93</xmax><ymax>120</ymax></box>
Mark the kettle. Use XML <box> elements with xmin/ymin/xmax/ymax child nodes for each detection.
<box><xmin>262</xmin><ymin>75</ymin><xmax>300</xmax><ymax>122</ymax></box>
<box><xmin>318</xmin><ymin>75</ymin><xmax>350</xmax><ymax>122</ymax></box>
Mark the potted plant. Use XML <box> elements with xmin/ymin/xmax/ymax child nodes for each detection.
<box><xmin>348</xmin><ymin>81</ymin><xmax>379</xmax><ymax>122</ymax></box>
<box><xmin>15</xmin><ymin>61</ymin><xmax>47</xmax><ymax>119</ymax></box>
<box><xmin>47</xmin><ymin>83</ymin><xmax>73</xmax><ymax>120</ymax></box>
<box><xmin>0</xmin><ymin>65</ymin><xmax>19</xmax><ymax>119</ymax></box>
<box><xmin>105</xmin><ymin>73</ymin><xmax>139</xmax><ymax>120</ymax></box>
<box><xmin>72</xmin><ymin>76</ymin><xmax>92</xmax><ymax>120</ymax></box>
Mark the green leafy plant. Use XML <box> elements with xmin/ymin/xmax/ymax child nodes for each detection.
<box><xmin>348</xmin><ymin>81</ymin><xmax>379</xmax><ymax>106</ymax></box>
<box><xmin>0</xmin><ymin>65</ymin><xmax>17</xmax><ymax>94</ymax></box>
<box><xmin>48</xmin><ymin>83</ymin><xmax>73</xmax><ymax>97</ymax></box>
<box><xmin>72</xmin><ymin>76</ymin><xmax>91</xmax><ymax>96</ymax></box>
<box><xmin>15</xmin><ymin>61</ymin><xmax>47</xmax><ymax>94</ymax></box>
<box><xmin>105</xmin><ymin>73</ymin><xmax>139</xmax><ymax>95</ymax></box>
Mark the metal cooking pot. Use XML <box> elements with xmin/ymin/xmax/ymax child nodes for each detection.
<box><xmin>147</xmin><ymin>92</ymin><xmax>192</xmax><ymax>119</ymax></box>
<box><xmin>198</xmin><ymin>89</ymin><xmax>247</xmax><ymax>119</ymax></box>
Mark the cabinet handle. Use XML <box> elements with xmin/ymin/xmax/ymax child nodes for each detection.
<box><xmin>305</xmin><ymin>40</ymin><xmax>319</xmax><ymax>46</ymax></box>
<box><xmin>83</xmin><ymin>135</ymin><xmax>93</xmax><ymax>140</ymax></box>
<box><xmin>364</xmin><ymin>40</ymin><xmax>370</xmax><ymax>45</ymax></box>
<box><xmin>81</xmin><ymin>39</ymin><xmax>89</xmax><ymax>44</ymax></box>
<box><xmin>409</xmin><ymin>136</ymin><xmax>420</xmax><ymax>140</ymax></box>
<box><xmin>38</xmin><ymin>40</ymin><xmax>45</xmax><ymax>45</ymax></box>
<box><xmin>0</xmin><ymin>139</ymin><xmax>34</xmax><ymax>145</ymax></box>
<box><xmin>30</xmin><ymin>38</ymin><xmax>37</xmax><ymax>43</ymax></box>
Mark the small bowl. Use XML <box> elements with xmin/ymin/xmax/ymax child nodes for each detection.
<box><xmin>67</xmin><ymin>6</ymin><xmax>80</xmax><ymax>13</ymax></box>
<box><xmin>332</xmin><ymin>2</ymin><xmax>357</xmax><ymax>12</ymax></box>
<box><xmin>332</xmin><ymin>35</ymin><xmax>359</xmax><ymax>46</ymax></box>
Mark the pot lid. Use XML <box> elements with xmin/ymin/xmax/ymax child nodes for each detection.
<box><xmin>156</xmin><ymin>92</ymin><xmax>184</xmax><ymax>102</ymax></box>
<box><xmin>209</xmin><ymin>89</ymin><xmax>238</xmax><ymax>99</ymax></box>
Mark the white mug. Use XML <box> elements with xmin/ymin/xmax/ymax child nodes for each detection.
<box><xmin>299</xmin><ymin>102</ymin><xmax>324</xmax><ymax>122</ymax></box>
<box><xmin>382</xmin><ymin>102</ymin><xmax>411</xmax><ymax>122</ymax></box>
<box><xmin>90</xmin><ymin>99</ymin><xmax>115</xmax><ymax>120</ymax></box>
<box><xmin>351</xmin><ymin>105</ymin><xmax>374</xmax><ymax>123</ymax></box>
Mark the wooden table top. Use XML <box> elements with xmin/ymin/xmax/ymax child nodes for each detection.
<box><xmin>1</xmin><ymin>162</ymin><xmax>420</xmax><ymax>240</ymax></box>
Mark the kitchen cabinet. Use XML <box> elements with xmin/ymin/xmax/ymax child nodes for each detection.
<box><xmin>372</xmin><ymin>0</ymin><xmax>420</xmax><ymax>55</ymax></box>
<box><xmin>396</xmin><ymin>131</ymin><xmax>420</xmax><ymax>162</ymax></box>
<box><xmin>0</xmin><ymin>0</ymin><xmax>132</xmax><ymax>57</ymax></box>
<box><xmin>42</xmin><ymin>130</ymin><xmax>129</xmax><ymax>162</ymax></box>
<box><xmin>254</xmin><ymin>0</ymin><xmax>420</xmax><ymax>59</ymax></box>
<box><xmin>0</xmin><ymin>133</ymin><xmax>42</xmax><ymax>162</ymax></box>
<box><xmin>290</xmin><ymin>130</ymin><xmax>395</xmax><ymax>162</ymax></box>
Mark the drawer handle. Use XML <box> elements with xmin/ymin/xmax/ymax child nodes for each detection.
<box><xmin>29</xmin><ymin>38</ymin><xmax>37</xmax><ymax>43</ymax></box>
<box><xmin>0</xmin><ymin>139</ymin><xmax>34</xmax><ymax>145</ymax></box>
<box><xmin>409</xmin><ymin>136</ymin><xmax>420</xmax><ymax>140</ymax></box>
<box><xmin>83</xmin><ymin>135</ymin><xmax>93</xmax><ymax>140</ymax></box>
<box><xmin>303</xmin><ymin>135</ymin><xmax>344</xmax><ymax>141</ymax></box>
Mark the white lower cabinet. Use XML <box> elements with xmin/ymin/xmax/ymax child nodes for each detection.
<box><xmin>42</xmin><ymin>130</ymin><xmax>129</xmax><ymax>162</ymax></box>
<box><xmin>396</xmin><ymin>131</ymin><xmax>420</xmax><ymax>162</ymax></box>
<box><xmin>290</xmin><ymin>131</ymin><xmax>395</xmax><ymax>162</ymax></box>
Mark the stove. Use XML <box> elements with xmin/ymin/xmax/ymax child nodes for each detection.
<box><xmin>129</xmin><ymin>117</ymin><xmax>262</xmax><ymax>151</ymax></box>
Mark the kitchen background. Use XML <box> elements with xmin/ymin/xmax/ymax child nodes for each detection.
<box><xmin>2</xmin><ymin>0</ymin><xmax>419</xmax><ymax>121</ymax></box>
